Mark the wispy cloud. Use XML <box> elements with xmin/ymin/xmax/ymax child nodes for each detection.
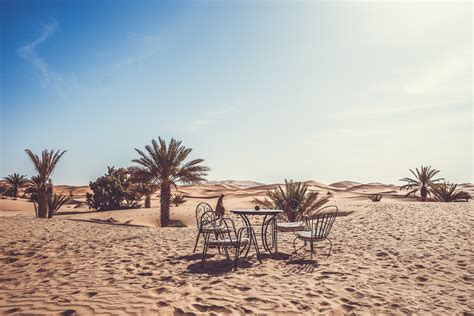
<box><xmin>189</xmin><ymin>107</ymin><xmax>236</xmax><ymax>131</ymax></box>
<box><xmin>18</xmin><ymin>20</ymin><xmax>58</xmax><ymax>86</ymax></box>
<box><xmin>343</xmin><ymin>99</ymin><xmax>467</xmax><ymax>118</ymax></box>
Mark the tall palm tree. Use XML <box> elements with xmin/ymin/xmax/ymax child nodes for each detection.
<box><xmin>399</xmin><ymin>165</ymin><xmax>443</xmax><ymax>201</ymax></box>
<box><xmin>3</xmin><ymin>173</ymin><xmax>29</xmax><ymax>198</ymax></box>
<box><xmin>132</xmin><ymin>138</ymin><xmax>209</xmax><ymax>226</ymax></box>
<box><xmin>253</xmin><ymin>179</ymin><xmax>329</xmax><ymax>222</ymax></box>
<box><xmin>25</xmin><ymin>149</ymin><xmax>67</xmax><ymax>218</ymax></box>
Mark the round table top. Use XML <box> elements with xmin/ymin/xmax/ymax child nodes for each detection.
<box><xmin>230</xmin><ymin>209</ymin><xmax>284</xmax><ymax>215</ymax></box>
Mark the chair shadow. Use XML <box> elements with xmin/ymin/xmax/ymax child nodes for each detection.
<box><xmin>281</xmin><ymin>255</ymin><xmax>319</xmax><ymax>273</ymax></box>
<box><xmin>173</xmin><ymin>253</ymin><xmax>216</xmax><ymax>261</ymax></box>
<box><xmin>186</xmin><ymin>259</ymin><xmax>253</xmax><ymax>276</ymax></box>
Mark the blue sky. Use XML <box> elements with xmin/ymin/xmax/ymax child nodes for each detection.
<box><xmin>1</xmin><ymin>1</ymin><xmax>472</xmax><ymax>185</ymax></box>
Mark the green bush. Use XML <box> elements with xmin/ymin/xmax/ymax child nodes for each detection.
<box><xmin>86</xmin><ymin>167</ymin><xmax>141</xmax><ymax>211</ymax></box>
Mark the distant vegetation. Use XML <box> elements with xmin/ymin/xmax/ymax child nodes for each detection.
<box><xmin>25</xmin><ymin>149</ymin><xmax>69</xmax><ymax>218</ymax></box>
<box><xmin>128</xmin><ymin>167</ymin><xmax>159</xmax><ymax>209</ymax></box>
<box><xmin>431</xmin><ymin>182</ymin><xmax>471</xmax><ymax>202</ymax></box>
<box><xmin>132</xmin><ymin>138</ymin><xmax>209</xmax><ymax>227</ymax></box>
<box><xmin>400</xmin><ymin>165</ymin><xmax>470</xmax><ymax>202</ymax></box>
<box><xmin>368</xmin><ymin>194</ymin><xmax>383</xmax><ymax>202</ymax></box>
<box><xmin>253</xmin><ymin>179</ymin><xmax>329</xmax><ymax>222</ymax></box>
<box><xmin>171</xmin><ymin>193</ymin><xmax>186</xmax><ymax>207</ymax></box>
<box><xmin>2</xmin><ymin>173</ymin><xmax>29</xmax><ymax>199</ymax></box>
<box><xmin>86</xmin><ymin>167</ymin><xmax>141</xmax><ymax>211</ymax></box>
<box><xmin>400</xmin><ymin>165</ymin><xmax>443</xmax><ymax>201</ymax></box>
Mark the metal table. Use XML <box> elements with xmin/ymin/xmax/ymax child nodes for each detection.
<box><xmin>230</xmin><ymin>209</ymin><xmax>283</xmax><ymax>260</ymax></box>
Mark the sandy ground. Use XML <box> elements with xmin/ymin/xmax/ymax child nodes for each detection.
<box><xmin>0</xmin><ymin>181</ymin><xmax>473</xmax><ymax>314</ymax></box>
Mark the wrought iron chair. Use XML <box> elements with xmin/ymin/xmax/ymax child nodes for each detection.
<box><xmin>273</xmin><ymin>198</ymin><xmax>306</xmax><ymax>252</ymax></box>
<box><xmin>199</xmin><ymin>210</ymin><xmax>257</xmax><ymax>270</ymax></box>
<box><xmin>193</xmin><ymin>202</ymin><xmax>231</xmax><ymax>253</ymax></box>
<box><xmin>293</xmin><ymin>205</ymin><xmax>338</xmax><ymax>259</ymax></box>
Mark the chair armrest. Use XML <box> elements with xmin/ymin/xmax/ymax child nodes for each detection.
<box><xmin>221</xmin><ymin>217</ymin><xmax>237</xmax><ymax>234</ymax></box>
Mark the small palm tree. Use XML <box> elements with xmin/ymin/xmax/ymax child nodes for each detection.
<box><xmin>132</xmin><ymin>138</ymin><xmax>209</xmax><ymax>226</ymax></box>
<box><xmin>3</xmin><ymin>173</ymin><xmax>29</xmax><ymax>198</ymax></box>
<box><xmin>400</xmin><ymin>165</ymin><xmax>443</xmax><ymax>201</ymax></box>
<box><xmin>25</xmin><ymin>149</ymin><xmax>66</xmax><ymax>218</ymax></box>
<box><xmin>253</xmin><ymin>179</ymin><xmax>329</xmax><ymax>222</ymax></box>
<box><xmin>129</xmin><ymin>167</ymin><xmax>160</xmax><ymax>208</ymax></box>
<box><xmin>431</xmin><ymin>182</ymin><xmax>471</xmax><ymax>202</ymax></box>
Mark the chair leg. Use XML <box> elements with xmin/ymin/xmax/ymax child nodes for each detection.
<box><xmin>234</xmin><ymin>247</ymin><xmax>240</xmax><ymax>271</ymax></box>
<box><xmin>201</xmin><ymin>234</ymin><xmax>209</xmax><ymax>268</ymax></box>
<box><xmin>224</xmin><ymin>247</ymin><xmax>230</xmax><ymax>260</ymax></box>
<box><xmin>193</xmin><ymin>230</ymin><xmax>201</xmax><ymax>253</ymax></box>
<box><xmin>327</xmin><ymin>238</ymin><xmax>333</xmax><ymax>258</ymax></box>
<box><xmin>310</xmin><ymin>240</ymin><xmax>314</xmax><ymax>260</ymax></box>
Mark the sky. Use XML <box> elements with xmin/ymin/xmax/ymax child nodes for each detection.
<box><xmin>0</xmin><ymin>1</ymin><xmax>472</xmax><ymax>185</ymax></box>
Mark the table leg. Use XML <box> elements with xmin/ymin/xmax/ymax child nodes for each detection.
<box><xmin>239</xmin><ymin>214</ymin><xmax>261</xmax><ymax>262</ymax></box>
<box><xmin>262</xmin><ymin>214</ymin><xmax>278</xmax><ymax>254</ymax></box>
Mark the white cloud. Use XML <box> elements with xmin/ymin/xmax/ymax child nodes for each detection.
<box><xmin>18</xmin><ymin>20</ymin><xmax>58</xmax><ymax>86</ymax></box>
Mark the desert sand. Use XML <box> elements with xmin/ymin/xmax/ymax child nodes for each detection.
<box><xmin>1</xmin><ymin>181</ymin><xmax>473</xmax><ymax>314</ymax></box>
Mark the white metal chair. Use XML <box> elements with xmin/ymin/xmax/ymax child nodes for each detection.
<box><xmin>293</xmin><ymin>205</ymin><xmax>338</xmax><ymax>259</ymax></box>
<box><xmin>273</xmin><ymin>198</ymin><xmax>306</xmax><ymax>252</ymax></box>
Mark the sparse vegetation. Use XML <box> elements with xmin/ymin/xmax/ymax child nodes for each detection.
<box><xmin>25</xmin><ymin>149</ymin><xmax>67</xmax><ymax>218</ymax></box>
<box><xmin>132</xmin><ymin>138</ymin><xmax>209</xmax><ymax>227</ymax></box>
<box><xmin>431</xmin><ymin>182</ymin><xmax>471</xmax><ymax>202</ymax></box>
<box><xmin>129</xmin><ymin>167</ymin><xmax>159</xmax><ymax>208</ymax></box>
<box><xmin>86</xmin><ymin>167</ymin><xmax>141</xmax><ymax>211</ymax></box>
<box><xmin>3</xmin><ymin>173</ymin><xmax>29</xmax><ymax>199</ymax></box>
<box><xmin>252</xmin><ymin>179</ymin><xmax>329</xmax><ymax>222</ymax></box>
<box><xmin>400</xmin><ymin>165</ymin><xmax>443</xmax><ymax>201</ymax></box>
<box><xmin>368</xmin><ymin>194</ymin><xmax>383</xmax><ymax>202</ymax></box>
<box><xmin>171</xmin><ymin>193</ymin><xmax>186</xmax><ymax>207</ymax></box>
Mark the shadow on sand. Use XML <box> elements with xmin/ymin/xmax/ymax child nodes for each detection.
<box><xmin>66</xmin><ymin>218</ymin><xmax>148</xmax><ymax>228</ymax></box>
<box><xmin>186</xmin><ymin>259</ymin><xmax>254</xmax><ymax>276</ymax></box>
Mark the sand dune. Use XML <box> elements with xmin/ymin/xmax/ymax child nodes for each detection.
<box><xmin>0</xmin><ymin>201</ymin><xmax>472</xmax><ymax>314</ymax></box>
<box><xmin>0</xmin><ymin>180</ymin><xmax>473</xmax><ymax>314</ymax></box>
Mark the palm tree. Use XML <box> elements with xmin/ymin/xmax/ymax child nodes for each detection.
<box><xmin>399</xmin><ymin>165</ymin><xmax>443</xmax><ymax>201</ymax></box>
<box><xmin>25</xmin><ymin>149</ymin><xmax>67</xmax><ymax>218</ymax></box>
<box><xmin>3</xmin><ymin>173</ymin><xmax>29</xmax><ymax>198</ymax></box>
<box><xmin>128</xmin><ymin>167</ymin><xmax>160</xmax><ymax>208</ymax></box>
<box><xmin>132</xmin><ymin>138</ymin><xmax>209</xmax><ymax>226</ymax></box>
<box><xmin>253</xmin><ymin>179</ymin><xmax>329</xmax><ymax>222</ymax></box>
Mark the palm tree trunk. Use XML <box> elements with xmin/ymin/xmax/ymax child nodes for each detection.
<box><xmin>37</xmin><ymin>190</ymin><xmax>49</xmax><ymax>218</ymax></box>
<box><xmin>160</xmin><ymin>184</ymin><xmax>171</xmax><ymax>226</ymax></box>
<box><xmin>421</xmin><ymin>186</ymin><xmax>427</xmax><ymax>202</ymax></box>
<box><xmin>145</xmin><ymin>194</ymin><xmax>151</xmax><ymax>208</ymax></box>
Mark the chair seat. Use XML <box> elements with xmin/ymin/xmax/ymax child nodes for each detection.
<box><xmin>207</xmin><ymin>238</ymin><xmax>249</xmax><ymax>247</ymax></box>
<box><xmin>295</xmin><ymin>230</ymin><xmax>325</xmax><ymax>241</ymax></box>
<box><xmin>201</xmin><ymin>225</ymin><xmax>230</xmax><ymax>233</ymax></box>
<box><xmin>276</xmin><ymin>221</ymin><xmax>305</xmax><ymax>232</ymax></box>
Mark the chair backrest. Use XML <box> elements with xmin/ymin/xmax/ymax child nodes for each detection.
<box><xmin>196</xmin><ymin>202</ymin><xmax>214</xmax><ymax>228</ymax></box>
<box><xmin>307</xmin><ymin>205</ymin><xmax>338</xmax><ymax>239</ymax></box>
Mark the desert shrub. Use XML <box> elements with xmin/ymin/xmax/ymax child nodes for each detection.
<box><xmin>252</xmin><ymin>179</ymin><xmax>329</xmax><ymax>222</ymax></box>
<box><xmin>171</xmin><ymin>193</ymin><xmax>186</xmax><ymax>206</ymax></box>
<box><xmin>431</xmin><ymin>182</ymin><xmax>471</xmax><ymax>202</ymax></box>
<box><xmin>86</xmin><ymin>167</ymin><xmax>141</xmax><ymax>211</ymax></box>
<box><xmin>368</xmin><ymin>194</ymin><xmax>383</xmax><ymax>202</ymax></box>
